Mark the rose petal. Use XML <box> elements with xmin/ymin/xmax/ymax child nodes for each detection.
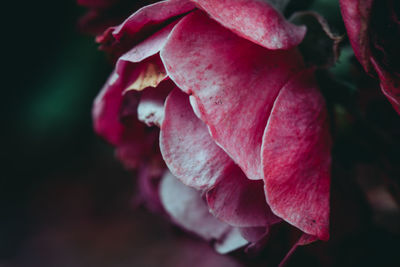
<box><xmin>339</xmin><ymin>0</ymin><xmax>374</xmax><ymax>72</ymax></box>
<box><xmin>137</xmin><ymin>79</ymin><xmax>173</xmax><ymax>127</ymax></box>
<box><xmin>97</xmin><ymin>0</ymin><xmax>195</xmax><ymax>56</ymax></box>
<box><xmin>93</xmin><ymin>23</ymin><xmax>173</xmax><ymax>144</ymax></box>
<box><xmin>160</xmin><ymin>11</ymin><xmax>304</xmax><ymax>180</ymax></box>
<box><xmin>262</xmin><ymin>69</ymin><xmax>331</xmax><ymax>240</ymax></box>
<box><xmin>214</xmin><ymin>228</ymin><xmax>248</xmax><ymax>254</ymax></box>
<box><xmin>191</xmin><ymin>0</ymin><xmax>306</xmax><ymax>49</ymax></box>
<box><xmin>160</xmin><ymin>89</ymin><xmax>232</xmax><ymax>189</ymax></box>
<box><xmin>206</xmin><ymin>164</ymin><xmax>280</xmax><ymax>227</ymax></box>
<box><xmin>371</xmin><ymin>57</ymin><xmax>400</xmax><ymax>115</ymax></box>
<box><xmin>159</xmin><ymin>171</ymin><xmax>231</xmax><ymax>242</ymax></box>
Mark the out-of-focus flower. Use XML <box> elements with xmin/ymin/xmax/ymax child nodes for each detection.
<box><xmin>78</xmin><ymin>0</ymin><xmax>157</xmax><ymax>34</ymax></box>
<box><xmin>340</xmin><ymin>0</ymin><xmax>400</xmax><ymax>115</ymax></box>
<box><xmin>93</xmin><ymin>0</ymin><xmax>332</xmax><ymax>258</ymax></box>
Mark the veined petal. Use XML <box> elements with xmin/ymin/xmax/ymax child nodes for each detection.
<box><xmin>191</xmin><ymin>0</ymin><xmax>306</xmax><ymax>49</ymax></box>
<box><xmin>160</xmin><ymin>89</ymin><xmax>232</xmax><ymax>189</ymax></box>
<box><xmin>160</xmin><ymin>11</ymin><xmax>304</xmax><ymax>180</ymax></box>
<box><xmin>206</xmin><ymin>164</ymin><xmax>280</xmax><ymax>228</ymax></box>
<box><xmin>160</xmin><ymin>89</ymin><xmax>278</xmax><ymax>228</ymax></box>
<box><xmin>262</xmin><ymin>69</ymin><xmax>331</xmax><ymax>240</ymax></box>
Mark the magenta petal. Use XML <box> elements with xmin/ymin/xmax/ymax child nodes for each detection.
<box><xmin>262</xmin><ymin>70</ymin><xmax>331</xmax><ymax>240</ymax></box>
<box><xmin>191</xmin><ymin>0</ymin><xmax>306</xmax><ymax>49</ymax></box>
<box><xmin>159</xmin><ymin>171</ymin><xmax>232</xmax><ymax>242</ymax></box>
<box><xmin>207</xmin><ymin>164</ymin><xmax>280</xmax><ymax>228</ymax></box>
<box><xmin>160</xmin><ymin>89</ymin><xmax>232</xmax><ymax>189</ymax></box>
<box><xmin>161</xmin><ymin>11</ymin><xmax>304</xmax><ymax>180</ymax></box>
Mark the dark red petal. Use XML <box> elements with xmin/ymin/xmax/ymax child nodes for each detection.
<box><xmin>371</xmin><ymin>58</ymin><xmax>400</xmax><ymax>115</ymax></box>
<box><xmin>160</xmin><ymin>11</ymin><xmax>304</xmax><ymax>180</ymax></box>
<box><xmin>160</xmin><ymin>89</ymin><xmax>232</xmax><ymax>190</ymax></box>
<box><xmin>206</xmin><ymin>164</ymin><xmax>281</xmax><ymax>228</ymax></box>
<box><xmin>191</xmin><ymin>0</ymin><xmax>306</xmax><ymax>49</ymax></box>
<box><xmin>339</xmin><ymin>0</ymin><xmax>374</xmax><ymax>72</ymax></box>
<box><xmin>159</xmin><ymin>171</ymin><xmax>233</xmax><ymax>242</ymax></box>
<box><xmin>262</xmin><ymin>70</ymin><xmax>331</xmax><ymax>240</ymax></box>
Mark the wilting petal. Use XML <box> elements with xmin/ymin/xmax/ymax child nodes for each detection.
<box><xmin>207</xmin><ymin>164</ymin><xmax>280</xmax><ymax>227</ymax></box>
<box><xmin>262</xmin><ymin>70</ymin><xmax>331</xmax><ymax>240</ymax></box>
<box><xmin>191</xmin><ymin>0</ymin><xmax>306</xmax><ymax>49</ymax></box>
<box><xmin>371</xmin><ymin>58</ymin><xmax>400</xmax><ymax>115</ymax></box>
<box><xmin>339</xmin><ymin>0</ymin><xmax>374</xmax><ymax>72</ymax></box>
<box><xmin>161</xmin><ymin>11</ymin><xmax>304</xmax><ymax>180</ymax></box>
<box><xmin>160</xmin><ymin>89</ymin><xmax>232</xmax><ymax>189</ymax></box>
<box><xmin>97</xmin><ymin>0</ymin><xmax>195</xmax><ymax>56</ymax></box>
<box><xmin>159</xmin><ymin>171</ymin><xmax>232</xmax><ymax>242</ymax></box>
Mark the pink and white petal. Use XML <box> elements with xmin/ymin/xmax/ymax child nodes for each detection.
<box><xmin>214</xmin><ymin>228</ymin><xmax>248</xmax><ymax>254</ymax></box>
<box><xmin>159</xmin><ymin>171</ymin><xmax>231</xmax><ymax>241</ymax></box>
<box><xmin>161</xmin><ymin>11</ymin><xmax>304</xmax><ymax>180</ymax></box>
<box><xmin>191</xmin><ymin>0</ymin><xmax>306</xmax><ymax>49</ymax></box>
<box><xmin>137</xmin><ymin>79</ymin><xmax>174</xmax><ymax>127</ymax></box>
<box><xmin>97</xmin><ymin>0</ymin><xmax>195</xmax><ymax>53</ymax></box>
<box><xmin>262</xmin><ymin>69</ymin><xmax>331</xmax><ymax>240</ymax></box>
<box><xmin>119</xmin><ymin>21</ymin><xmax>178</xmax><ymax>63</ymax></box>
<box><xmin>160</xmin><ymin>89</ymin><xmax>233</xmax><ymax>189</ymax></box>
<box><xmin>206</xmin><ymin>164</ymin><xmax>280</xmax><ymax>228</ymax></box>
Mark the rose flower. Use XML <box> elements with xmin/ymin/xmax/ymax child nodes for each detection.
<box><xmin>93</xmin><ymin>0</ymin><xmax>332</xmax><ymax>257</ymax></box>
<box><xmin>340</xmin><ymin>0</ymin><xmax>400</xmax><ymax>115</ymax></box>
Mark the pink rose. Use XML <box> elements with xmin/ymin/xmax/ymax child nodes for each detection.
<box><xmin>93</xmin><ymin>0</ymin><xmax>331</xmax><ymax>258</ymax></box>
<box><xmin>340</xmin><ymin>0</ymin><xmax>400</xmax><ymax>115</ymax></box>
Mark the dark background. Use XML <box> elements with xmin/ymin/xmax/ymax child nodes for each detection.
<box><xmin>1</xmin><ymin>0</ymin><xmax>400</xmax><ymax>266</ymax></box>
